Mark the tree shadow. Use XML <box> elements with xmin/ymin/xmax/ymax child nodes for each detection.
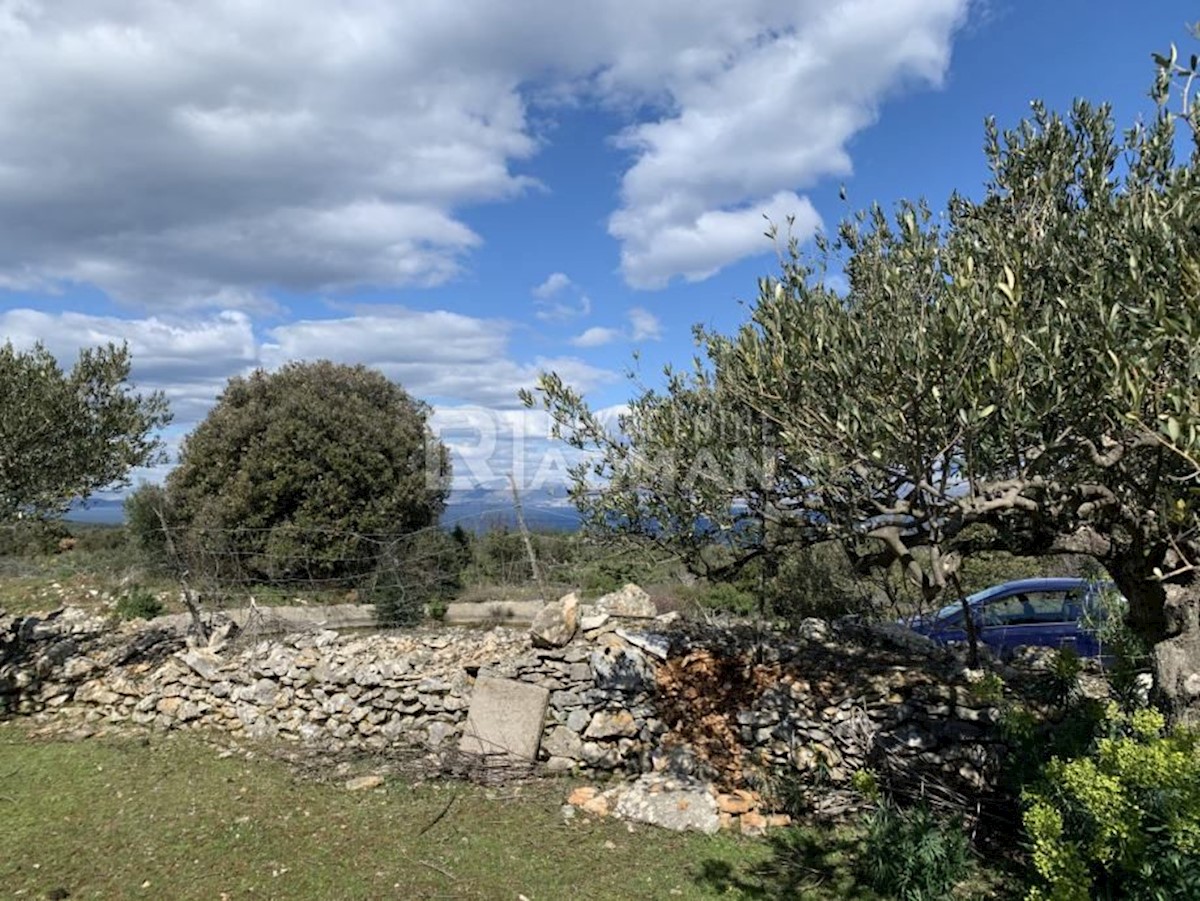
<box><xmin>695</xmin><ymin>826</ymin><xmax>872</xmax><ymax>900</ymax></box>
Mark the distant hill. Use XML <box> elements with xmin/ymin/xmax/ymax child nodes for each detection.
<box><xmin>65</xmin><ymin>498</ymin><xmax>126</xmax><ymax>524</ymax></box>
<box><xmin>440</xmin><ymin>487</ymin><xmax>582</xmax><ymax>533</ymax></box>
<box><xmin>66</xmin><ymin>488</ymin><xmax>583</xmax><ymax>533</ymax></box>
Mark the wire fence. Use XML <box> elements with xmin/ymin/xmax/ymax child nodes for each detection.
<box><xmin>16</xmin><ymin>503</ymin><xmax>669</xmax><ymax>634</ymax></box>
<box><xmin>3</xmin><ymin>502</ymin><xmax>1074</xmax><ymax>634</ymax></box>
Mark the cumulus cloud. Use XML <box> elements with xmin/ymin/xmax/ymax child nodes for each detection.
<box><xmin>533</xmin><ymin>272</ymin><xmax>573</xmax><ymax>299</ymax></box>
<box><xmin>2</xmin><ymin>306</ymin><xmax>615</xmax><ymax>436</ymax></box>
<box><xmin>264</xmin><ymin>312</ymin><xmax>613</xmax><ymax>407</ymax></box>
<box><xmin>609</xmin><ymin>0</ymin><xmax>966</xmax><ymax>286</ymax></box>
<box><xmin>0</xmin><ymin>2</ymin><xmax>531</xmax><ymax>307</ymax></box>
<box><xmin>627</xmin><ymin>307</ymin><xmax>663</xmax><ymax>341</ymax></box>
<box><xmin>0</xmin><ymin>1</ymin><xmax>968</xmax><ymax>303</ymax></box>
<box><xmin>613</xmin><ymin>192</ymin><xmax>822</xmax><ymax>288</ymax></box>
<box><xmin>567</xmin><ymin>308</ymin><xmax>661</xmax><ymax>347</ymax></box>
<box><xmin>0</xmin><ymin>308</ymin><xmax>259</xmax><ymax>423</ymax></box>
<box><xmin>533</xmin><ymin>272</ymin><xmax>592</xmax><ymax>321</ymax></box>
<box><xmin>570</xmin><ymin>326</ymin><xmax>622</xmax><ymax>348</ymax></box>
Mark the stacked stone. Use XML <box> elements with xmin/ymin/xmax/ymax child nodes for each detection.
<box><xmin>5</xmin><ymin>591</ymin><xmax>1019</xmax><ymax>805</ymax></box>
<box><xmin>95</xmin><ymin>629</ymin><xmax>524</xmax><ymax>752</ymax></box>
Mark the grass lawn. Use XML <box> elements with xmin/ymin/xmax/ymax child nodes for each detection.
<box><xmin>1</xmin><ymin>722</ymin><xmax>930</xmax><ymax>901</ymax></box>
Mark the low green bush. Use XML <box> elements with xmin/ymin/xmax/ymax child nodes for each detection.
<box><xmin>577</xmin><ymin>563</ymin><xmax>631</xmax><ymax>598</ymax></box>
<box><xmin>1047</xmin><ymin>646</ymin><xmax>1084</xmax><ymax>706</ymax></box>
<box><xmin>858</xmin><ymin>801</ymin><xmax>972</xmax><ymax>901</ymax></box>
<box><xmin>1023</xmin><ymin>705</ymin><xmax>1200</xmax><ymax>901</ymax></box>
<box><xmin>114</xmin><ymin>586</ymin><xmax>165</xmax><ymax>620</ymax></box>
<box><xmin>0</xmin><ymin>519</ymin><xmax>71</xmax><ymax>557</ymax></box>
<box><xmin>685</xmin><ymin>580</ymin><xmax>760</xmax><ymax>616</ymax></box>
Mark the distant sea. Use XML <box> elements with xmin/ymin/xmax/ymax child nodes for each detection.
<box><xmin>65</xmin><ymin>487</ymin><xmax>583</xmax><ymax>533</ymax></box>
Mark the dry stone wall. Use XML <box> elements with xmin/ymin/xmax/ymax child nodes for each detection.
<box><xmin>2</xmin><ymin>588</ymin><xmax>1020</xmax><ymax>814</ymax></box>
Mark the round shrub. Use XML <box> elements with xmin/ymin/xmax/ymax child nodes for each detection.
<box><xmin>114</xmin><ymin>585</ymin><xmax>165</xmax><ymax>621</ymax></box>
<box><xmin>165</xmin><ymin>361</ymin><xmax>450</xmax><ymax>582</ymax></box>
<box><xmin>1023</xmin><ymin>705</ymin><xmax>1200</xmax><ymax>901</ymax></box>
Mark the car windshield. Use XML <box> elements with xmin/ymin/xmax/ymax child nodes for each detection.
<box><xmin>932</xmin><ymin>601</ymin><xmax>963</xmax><ymax>622</ymax></box>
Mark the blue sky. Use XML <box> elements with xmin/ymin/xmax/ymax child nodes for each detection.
<box><xmin>0</xmin><ymin>1</ymin><xmax>1195</xmax><ymax>494</ymax></box>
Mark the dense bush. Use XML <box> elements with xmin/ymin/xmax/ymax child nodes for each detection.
<box><xmin>163</xmin><ymin>361</ymin><xmax>449</xmax><ymax>583</ymax></box>
<box><xmin>684</xmin><ymin>580</ymin><xmax>760</xmax><ymax>616</ymax></box>
<box><xmin>575</xmin><ymin>554</ymin><xmax>654</xmax><ymax>598</ymax></box>
<box><xmin>0</xmin><ymin>518</ymin><xmax>71</xmax><ymax>557</ymax></box>
<box><xmin>1023</xmin><ymin>705</ymin><xmax>1200</xmax><ymax>901</ymax></box>
<box><xmin>461</xmin><ymin>526</ymin><xmax>576</xmax><ymax>586</ymax></box>
<box><xmin>124</xmin><ymin>482</ymin><xmax>174</xmax><ymax>569</ymax></box>
<box><xmin>69</xmin><ymin>524</ymin><xmax>130</xmax><ymax>555</ymax></box>
<box><xmin>114</xmin><ymin>585</ymin><xmax>165</xmax><ymax>620</ymax></box>
<box><xmin>759</xmin><ymin>540</ymin><xmax>872</xmax><ymax>621</ymax></box>
<box><xmin>858</xmin><ymin>802</ymin><xmax>972</xmax><ymax>901</ymax></box>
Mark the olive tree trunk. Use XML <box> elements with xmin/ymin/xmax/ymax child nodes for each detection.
<box><xmin>1117</xmin><ymin>559</ymin><xmax>1200</xmax><ymax>723</ymax></box>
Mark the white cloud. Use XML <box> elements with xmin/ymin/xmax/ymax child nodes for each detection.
<box><xmin>607</xmin><ymin>0</ymin><xmax>967</xmax><ymax>286</ymax></box>
<box><xmin>264</xmin><ymin>313</ymin><xmax>614</xmax><ymax>408</ymax></box>
<box><xmin>614</xmin><ymin>192</ymin><xmax>823</xmax><ymax>288</ymax></box>
<box><xmin>2</xmin><ymin>305</ymin><xmax>616</xmax><ymax>433</ymax></box>
<box><xmin>627</xmin><ymin>307</ymin><xmax>663</xmax><ymax>341</ymax></box>
<box><xmin>0</xmin><ymin>308</ymin><xmax>259</xmax><ymax>423</ymax></box>
<box><xmin>533</xmin><ymin>272</ymin><xmax>592</xmax><ymax>321</ymax></box>
<box><xmin>533</xmin><ymin>272</ymin><xmax>573</xmax><ymax>299</ymax></box>
<box><xmin>0</xmin><ymin>2</ymin><xmax>532</xmax><ymax>307</ymax></box>
<box><xmin>0</xmin><ymin>1</ymin><xmax>969</xmax><ymax>304</ymax></box>
<box><xmin>536</xmin><ymin>293</ymin><xmax>593</xmax><ymax>321</ymax></box>
<box><xmin>566</xmin><ymin>308</ymin><xmax>661</xmax><ymax>347</ymax></box>
<box><xmin>570</xmin><ymin>326</ymin><xmax>622</xmax><ymax>348</ymax></box>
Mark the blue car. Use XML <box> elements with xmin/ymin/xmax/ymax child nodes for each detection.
<box><xmin>906</xmin><ymin>577</ymin><xmax>1118</xmax><ymax>658</ymax></box>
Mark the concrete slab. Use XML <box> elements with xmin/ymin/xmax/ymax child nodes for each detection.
<box><xmin>458</xmin><ymin>674</ymin><xmax>550</xmax><ymax>761</ymax></box>
<box><xmin>151</xmin><ymin>604</ymin><xmax>378</xmax><ymax>635</ymax></box>
<box><xmin>443</xmin><ymin>600</ymin><xmax>544</xmax><ymax>626</ymax></box>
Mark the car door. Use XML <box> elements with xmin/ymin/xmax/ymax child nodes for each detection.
<box><xmin>978</xmin><ymin>588</ymin><xmax>1079</xmax><ymax>655</ymax></box>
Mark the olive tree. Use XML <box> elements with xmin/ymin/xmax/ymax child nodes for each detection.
<box><xmin>163</xmin><ymin>360</ymin><xmax>450</xmax><ymax>582</ymax></box>
<box><xmin>0</xmin><ymin>341</ymin><xmax>170</xmax><ymax>522</ymax></box>
<box><xmin>529</xmin><ymin>40</ymin><xmax>1200</xmax><ymax>718</ymax></box>
<box><xmin>525</xmin><ymin>365</ymin><xmax>821</xmax><ymax>582</ymax></box>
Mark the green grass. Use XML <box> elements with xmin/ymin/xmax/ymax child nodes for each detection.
<box><xmin>0</xmin><ymin>724</ymin><xmax>773</xmax><ymax>901</ymax></box>
<box><xmin>0</xmin><ymin>723</ymin><xmax>1017</xmax><ymax>900</ymax></box>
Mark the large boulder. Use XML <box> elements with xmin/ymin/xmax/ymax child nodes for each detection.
<box><xmin>594</xmin><ymin>584</ymin><xmax>656</xmax><ymax>619</ymax></box>
<box><xmin>530</xmin><ymin>592</ymin><xmax>580</xmax><ymax>648</ymax></box>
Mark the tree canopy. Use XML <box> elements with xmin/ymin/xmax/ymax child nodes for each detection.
<box><xmin>0</xmin><ymin>341</ymin><xmax>170</xmax><ymax>522</ymax></box>
<box><xmin>529</xmin><ymin>38</ymin><xmax>1200</xmax><ymax>717</ymax></box>
<box><xmin>161</xmin><ymin>360</ymin><xmax>450</xmax><ymax>582</ymax></box>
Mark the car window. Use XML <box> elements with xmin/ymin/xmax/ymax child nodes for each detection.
<box><xmin>1081</xmin><ymin>584</ymin><xmax>1124</xmax><ymax>621</ymax></box>
<box><xmin>981</xmin><ymin>590</ymin><xmax>1076</xmax><ymax>626</ymax></box>
<box><xmin>936</xmin><ymin>606</ymin><xmax>964</xmax><ymax>627</ymax></box>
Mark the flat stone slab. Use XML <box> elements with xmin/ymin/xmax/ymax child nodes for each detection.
<box><xmin>443</xmin><ymin>600</ymin><xmax>544</xmax><ymax>626</ymax></box>
<box><xmin>458</xmin><ymin>674</ymin><xmax>550</xmax><ymax>761</ymax></box>
<box><xmin>613</xmin><ymin>774</ymin><xmax>721</xmax><ymax>834</ymax></box>
<box><xmin>151</xmin><ymin>604</ymin><xmax>378</xmax><ymax>635</ymax></box>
